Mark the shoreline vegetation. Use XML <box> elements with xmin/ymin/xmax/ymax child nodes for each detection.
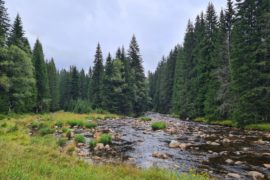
<box><xmin>0</xmin><ymin>112</ymin><xmax>208</xmax><ymax>180</ymax></box>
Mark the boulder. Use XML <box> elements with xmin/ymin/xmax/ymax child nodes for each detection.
<box><xmin>222</xmin><ymin>138</ymin><xmax>231</xmax><ymax>143</ymax></box>
<box><xmin>227</xmin><ymin>173</ymin><xmax>242</xmax><ymax>179</ymax></box>
<box><xmin>210</xmin><ymin>142</ymin><xmax>220</xmax><ymax>146</ymax></box>
<box><xmin>225</xmin><ymin>159</ymin><xmax>234</xmax><ymax>165</ymax></box>
<box><xmin>235</xmin><ymin>161</ymin><xmax>244</xmax><ymax>165</ymax></box>
<box><xmin>104</xmin><ymin>144</ymin><xmax>111</xmax><ymax>151</ymax></box>
<box><xmin>169</xmin><ymin>140</ymin><xmax>180</xmax><ymax>148</ymax></box>
<box><xmin>92</xmin><ymin>156</ymin><xmax>102</xmax><ymax>160</ymax></box>
<box><xmin>152</xmin><ymin>152</ymin><xmax>168</xmax><ymax>159</ymax></box>
<box><xmin>78</xmin><ymin>151</ymin><xmax>89</xmax><ymax>157</ymax></box>
<box><xmin>247</xmin><ymin>171</ymin><xmax>264</xmax><ymax>180</ymax></box>
<box><xmin>263</xmin><ymin>164</ymin><xmax>270</xmax><ymax>169</ymax></box>
<box><xmin>94</xmin><ymin>143</ymin><xmax>104</xmax><ymax>151</ymax></box>
<box><xmin>166</xmin><ymin>127</ymin><xmax>177</xmax><ymax>134</ymax></box>
<box><xmin>179</xmin><ymin>143</ymin><xmax>192</xmax><ymax>150</ymax></box>
<box><xmin>77</xmin><ymin>143</ymin><xmax>85</xmax><ymax>147</ymax></box>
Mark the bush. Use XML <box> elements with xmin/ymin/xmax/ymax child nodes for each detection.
<box><xmin>39</xmin><ymin>127</ymin><xmax>54</xmax><ymax>136</ymax></box>
<box><xmin>151</xmin><ymin>122</ymin><xmax>166</xmax><ymax>130</ymax></box>
<box><xmin>68</xmin><ymin>120</ymin><xmax>84</xmax><ymax>128</ymax></box>
<box><xmin>55</xmin><ymin>121</ymin><xmax>63</xmax><ymax>128</ymax></box>
<box><xmin>57</xmin><ymin>138</ymin><xmax>67</xmax><ymax>147</ymax></box>
<box><xmin>140</xmin><ymin>117</ymin><xmax>152</xmax><ymax>122</ymax></box>
<box><xmin>84</xmin><ymin>122</ymin><xmax>97</xmax><ymax>129</ymax></box>
<box><xmin>31</xmin><ymin>121</ymin><xmax>47</xmax><ymax>129</ymax></box>
<box><xmin>0</xmin><ymin>114</ymin><xmax>6</xmax><ymax>120</ymax></box>
<box><xmin>98</xmin><ymin>134</ymin><xmax>112</xmax><ymax>145</ymax></box>
<box><xmin>89</xmin><ymin>140</ymin><xmax>97</xmax><ymax>148</ymax></box>
<box><xmin>74</xmin><ymin>134</ymin><xmax>85</xmax><ymax>143</ymax></box>
<box><xmin>0</xmin><ymin>122</ymin><xmax>7</xmax><ymax>128</ymax></box>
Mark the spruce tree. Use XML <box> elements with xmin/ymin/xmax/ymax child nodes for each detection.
<box><xmin>128</xmin><ymin>35</ymin><xmax>147</xmax><ymax>116</ymax></box>
<box><xmin>102</xmin><ymin>53</ymin><xmax>113</xmax><ymax>110</ymax></box>
<box><xmin>32</xmin><ymin>39</ymin><xmax>50</xmax><ymax>112</ymax></box>
<box><xmin>0</xmin><ymin>0</ymin><xmax>9</xmax><ymax>47</ymax></box>
<box><xmin>47</xmin><ymin>58</ymin><xmax>59</xmax><ymax>111</ymax></box>
<box><xmin>91</xmin><ymin>43</ymin><xmax>104</xmax><ymax>109</ymax></box>
<box><xmin>70</xmin><ymin>66</ymin><xmax>79</xmax><ymax>100</ymax></box>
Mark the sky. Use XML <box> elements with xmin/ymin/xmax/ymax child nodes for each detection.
<box><xmin>5</xmin><ymin>0</ymin><xmax>227</xmax><ymax>72</ymax></box>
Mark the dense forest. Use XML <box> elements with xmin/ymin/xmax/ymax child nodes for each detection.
<box><xmin>0</xmin><ymin>0</ymin><xmax>269</xmax><ymax>125</ymax></box>
<box><xmin>149</xmin><ymin>0</ymin><xmax>270</xmax><ymax>125</ymax></box>
<box><xmin>0</xmin><ymin>0</ymin><xmax>149</xmax><ymax>116</ymax></box>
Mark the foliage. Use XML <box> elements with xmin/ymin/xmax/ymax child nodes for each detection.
<box><xmin>68</xmin><ymin>120</ymin><xmax>84</xmax><ymax>128</ymax></box>
<box><xmin>85</xmin><ymin>122</ymin><xmax>97</xmax><ymax>129</ymax></box>
<box><xmin>98</xmin><ymin>133</ymin><xmax>112</xmax><ymax>145</ymax></box>
<box><xmin>74</xmin><ymin>134</ymin><xmax>86</xmax><ymax>143</ymax></box>
<box><xmin>151</xmin><ymin>121</ymin><xmax>167</xmax><ymax>130</ymax></box>
<box><xmin>38</xmin><ymin>127</ymin><xmax>54</xmax><ymax>136</ymax></box>
<box><xmin>57</xmin><ymin>137</ymin><xmax>67</xmax><ymax>147</ymax></box>
<box><xmin>89</xmin><ymin>140</ymin><xmax>97</xmax><ymax>148</ymax></box>
<box><xmin>140</xmin><ymin>117</ymin><xmax>152</xmax><ymax>122</ymax></box>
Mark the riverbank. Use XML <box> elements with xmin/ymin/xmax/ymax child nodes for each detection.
<box><xmin>0</xmin><ymin>112</ymin><xmax>207</xmax><ymax>180</ymax></box>
<box><xmin>192</xmin><ymin>117</ymin><xmax>270</xmax><ymax>132</ymax></box>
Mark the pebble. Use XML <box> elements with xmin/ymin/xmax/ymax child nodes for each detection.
<box><xmin>225</xmin><ymin>159</ymin><xmax>234</xmax><ymax>165</ymax></box>
<box><xmin>169</xmin><ymin>140</ymin><xmax>180</xmax><ymax>148</ymax></box>
<box><xmin>152</xmin><ymin>152</ymin><xmax>169</xmax><ymax>159</ymax></box>
<box><xmin>227</xmin><ymin>173</ymin><xmax>241</xmax><ymax>179</ymax></box>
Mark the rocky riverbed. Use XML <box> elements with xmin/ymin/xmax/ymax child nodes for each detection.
<box><xmin>59</xmin><ymin>113</ymin><xmax>270</xmax><ymax>179</ymax></box>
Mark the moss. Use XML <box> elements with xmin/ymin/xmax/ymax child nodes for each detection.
<box><xmin>140</xmin><ymin>117</ymin><xmax>152</xmax><ymax>122</ymax></box>
<box><xmin>74</xmin><ymin>134</ymin><xmax>85</xmax><ymax>143</ymax></box>
<box><xmin>98</xmin><ymin>134</ymin><xmax>112</xmax><ymax>145</ymax></box>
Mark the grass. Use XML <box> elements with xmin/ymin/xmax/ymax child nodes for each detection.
<box><xmin>245</xmin><ymin>123</ymin><xmax>270</xmax><ymax>131</ymax></box>
<box><xmin>74</xmin><ymin>134</ymin><xmax>86</xmax><ymax>143</ymax></box>
<box><xmin>0</xmin><ymin>112</ymin><xmax>208</xmax><ymax>179</ymax></box>
<box><xmin>140</xmin><ymin>117</ymin><xmax>152</xmax><ymax>122</ymax></box>
<box><xmin>85</xmin><ymin>122</ymin><xmax>97</xmax><ymax>129</ymax></box>
<box><xmin>98</xmin><ymin>134</ymin><xmax>112</xmax><ymax>145</ymax></box>
<box><xmin>89</xmin><ymin>140</ymin><xmax>97</xmax><ymax>148</ymax></box>
<box><xmin>151</xmin><ymin>121</ymin><xmax>167</xmax><ymax>130</ymax></box>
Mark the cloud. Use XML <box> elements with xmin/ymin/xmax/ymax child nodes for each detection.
<box><xmin>5</xmin><ymin>0</ymin><xmax>227</xmax><ymax>72</ymax></box>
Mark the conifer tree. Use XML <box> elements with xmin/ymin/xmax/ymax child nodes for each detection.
<box><xmin>102</xmin><ymin>53</ymin><xmax>113</xmax><ymax>110</ymax></box>
<box><xmin>0</xmin><ymin>0</ymin><xmax>9</xmax><ymax>47</ymax></box>
<box><xmin>70</xmin><ymin>66</ymin><xmax>79</xmax><ymax>100</ymax></box>
<box><xmin>32</xmin><ymin>39</ymin><xmax>50</xmax><ymax>112</ymax></box>
<box><xmin>47</xmin><ymin>58</ymin><xmax>59</xmax><ymax>111</ymax></box>
<box><xmin>92</xmin><ymin>43</ymin><xmax>104</xmax><ymax>109</ymax></box>
<box><xmin>128</xmin><ymin>35</ymin><xmax>147</xmax><ymax>116</ymax></box>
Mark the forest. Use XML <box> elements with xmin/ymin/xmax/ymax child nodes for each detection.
<box><xmin>0</xmin><ymin>0</ymin><xmax>270</xmax><ymax>179</ymax></box>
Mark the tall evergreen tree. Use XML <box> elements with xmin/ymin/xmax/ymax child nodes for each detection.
<box><xmin>103</xmin><ymin>53</ymin><xmax>113</xmax><ymax>110</ymax></box>
<box><xmin>128</xmin><ymin>35</ymin><xmax>147</xmax><ymax>116</ymax></box>
<box><xmin>47</xmin><ymin>58</ymin><xmax>59</xmax><ymax>111</ymax></box>
<box><xmin>0</xmin><ymin>0</ymin><xmax>9</xmax><ymax>47</ymax></box>
<box><xmin>70</xmin><ymin>66</ymin><xmax>80</xmax><ymax>100</ymax></box>
<box><xmin>92</xmin><ymin>43</ymin><xmax>104</xmax><ymax>109</ymax></box>
<box><xmin>33</xmin><ymin>39</ymin><xmax>50</xmax><ymax>112</ymax></box>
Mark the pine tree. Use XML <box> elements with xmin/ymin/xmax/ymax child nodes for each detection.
<box><xmin>0</xmin><ymin>0</ymin><xmax>9</xmax><ymax>47</ymax></box>
<box><xmin>91</xmin><ymin>43</ymin><xmax>104</xmax><ymax>109</ymax></box>
<box><xmin>102</xmin><ymin>53</ymin><xmax>113</xmax><ymax>110</ymax></box>
<box><xmin>128</xmin><ymin>35</ymin><xmax>147</xmax><ymax>116</ymax></box>
<box><xmin>231</xmin><ymin>0</ymin><xmax>270</xmax><ymax>125</ymax></box>
<box><xmin>0</xmin><ymin>47</ymin><xmax>10</xmax><ymax>112</ymax></box>
<box><xmin>70</xmin><ymin>66</ymin><xmax>79</xmax><ymax>100</ymax></box>
<box><xmin>59</xmin><ymin>69</ymin><xmax>71</xmax><ymax>110</ymax></box>
<box><xmin>79</xmin><ymin>69</ymin><xmax>87</xmax><ymax>100</ymax></box>
<box><xmin>7</xmin><ymin>46</ymin><xmax>36</xmax><ymax>112</ymax></box>
<box><xmin>33</xmin><ymin>39</ymin><xmax>50</xmax><ymax>112</ymax></box>
<box><xmin>46</xmin><ymin>58</ymin><xmax>59</xmax><ymax>111</ymax></box>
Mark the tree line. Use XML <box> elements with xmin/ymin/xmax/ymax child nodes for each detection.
<box><xmin>149</xmin><ymin>0</ymin><xmax>270</xmax><ymax>125</ymax></box>
<box><xmin>0</xmin><ymin>0</ymin><xmax>149</xmax><ymax>116</ymax></box>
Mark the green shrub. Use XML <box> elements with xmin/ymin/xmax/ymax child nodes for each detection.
<box><xmin>151</xmin><ymin>121</ymin><xmax>166</xmax><ymax>130</ymax></box>
<box><xmin>98</xmin><ymin>134</ymin><xmax>112</xmax><ymax>145</ymax></box>
<box><xmin>0</xmin><ymin>114</ymin><xmax>6</xmax><ymax>120</ymax></box>
<box><xmin>67</xmin><ymin>100</ymin><xmax>92</xmax><ymax>114</ymax></box>
<box><xmin>140</xmin><ymin>117</ymin><xmax>152</xmax><ymax>122</ymax></box>
<box><xmin>62</xmin><ymin>127</ymin><xmax>69</xmax><ymax>133</ymax></box>
<box><xmin>39</xmin><ymin>127</ymin><xmax>54</xmax><ymax>136</ymax></box>
<box><xmin>57</xmin><ymin>138</ymin><xmax>67</xmax><ymax>147</ymax></box>
<box><xmin>31</xmin><ymin>121</ymin><xmax>48</xmax><ymax>129</ymax></box>
<box><xmin>66</xmin><ymin>129</ymin><xmax>72</xmax><ymax>139</ymax></box>
<box><xmin>74</xmin><ymin>134</ymin><xmax>85</xmax><ymax>143</ymax></box>
<box><xmin>55</xmin><ymin>121</ymin><xmax>63</xmax><ymax>128</ymax></box>
<box><xmin>89</xmin><ymin>140</ymin><xmax>97</xmax><ymax>148</ymax></box>
<box><xmin>84</xmin><ymin>122</ymin><xmax>97</xmax><ymax>129</ymax></box>
<box><xmin>68</xmin><ymin>120</ymin><xmax>84</xmax><ymax>128</ymax></box>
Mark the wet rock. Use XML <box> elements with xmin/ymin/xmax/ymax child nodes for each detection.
<box><xmin>179</xmin><ymin>143</ymin><xmax>192</xmax><ymax>150</ymax></box>
<box><xmin>234</xmin><ymin>151</ymin><xmax>241</xmax><ymax>155</ymax></box>
<box><xmin>94</xmin><ymin>143</ymin><xmax>104</xmax><ymax>151</ymax></box>
<box><xmin>104</xmin><ymin>144</ymin><xmax>111</xmax><ymax>151</ymax></box>
<box><xmin>254</xmin><ymin>139</ymin><xmax>266</xmax><ymax>145</ymax></box>
<box><xmin>210</xmin><ymin>142</ymin><xmax>220</xmax><ymax>146</ymax></box>
<box><xmin>77</xmin><ymin>143</ymin><xmax>85</xmax><ymax>147</ymax></box>
<box><xmin>74</xmin><ymin>128</ymin><xmax>84</xmax><ymax>134</ymax></box>
<box><xmin>220</xmin><ymin>151</ymin><xmax>228</xmax><ymax>156</ymax></box>
<box><xmin>263</xmin><ymin>153</ymin><xmax>270</xmax><ymax>156</ymax></box>
<box><xmin>169</xmin><ymin>140</ymin><xmax>180</xmax><ymax>148</ymax></box>
<box><xmin>225</xmin><ymin>159</ymin><xmax>234</xmax><ymax>165</ymax></box>
<box><xmin>222</xmin><ymin>138</ymin><xmax>231</xmax><ymax>143</ymax></box>
<box><xmin>166</xmin><ymin>127</ymin><xmax>177</xmax><ymax>134</ymax></box>
<box><xmin>235</xmin><ymin>161</ymin><xmax>244</xmax><ymax>165</ymax></box>
<box><xmin>263</xmin><ymin>164</ymin><xmax>270</xmax><ymax>169</ymax></box>
<box><xmin>247</xmin><ymin>171</ymin><xmax>264</xmax><ymax>180</ymax></box>
<box><xmin>152</xmin><ymin>152</ymin><xmax>168</xmax><ymax>159</ymax></box>
<box><xmin>227</xmin><ymin>173</ymin><xmax>242</xmax><ymax>179</ymax></box>
<box><xmin>242</xmin><ymin>147</ymin><xmax>249</xmax><ymax>151</ymax></box>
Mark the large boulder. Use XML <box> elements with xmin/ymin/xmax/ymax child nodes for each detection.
<box><xmin>247</xmin><ymin>171</ymin><xmax>264</xmax><ymax>180</ymax></box>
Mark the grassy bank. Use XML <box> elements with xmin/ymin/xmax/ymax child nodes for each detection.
<box><xmin>0</xmin><ymin>112</ymin><xmax>207</xmax><ymax>180</ymax></box>
<box><xmin>193</xmin><ymin>117</ymin><xmax>270</xmax><ymax>132</ymax></box>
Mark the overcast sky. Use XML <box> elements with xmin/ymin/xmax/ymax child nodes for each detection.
<box><xmin>6</xmin><ymin>0</ymin><xmax>227</xmax><ymax>72</ymax></box>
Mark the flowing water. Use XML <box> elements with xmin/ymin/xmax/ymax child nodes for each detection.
<box><xmin>73</xmin><ymin>113</ymin><xmax>270</xmax><ymax>179</ymax></box>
